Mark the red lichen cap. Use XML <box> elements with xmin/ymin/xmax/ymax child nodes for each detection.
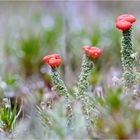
<box><xmin>116</xmin><ymin>14</ymin><xmax>136</xmax><ymax>31</ymax></box>
<box><xmin>48</xmin><ymin>57</ymin><xmax>62</xmax><ymax>67</ymax></box>
<box><xmin>116</xmin><ymin>20</ymin><xmax>132</xmax><ymax>31</ymax></box>
<box><xmin>83</xmin><ymin>45</ymin><xmax>90</xmax><ymax>52</ymax></box>
<box><xmin>42</xmin><ymin>54</ymin><xmax>62</xmax><ymax>67</ymax></box>
<box><xmin>116</xmin><ymin>14</ymin><xmax>136</xmax><ymax>23</ymax></box>
<box><xmin>83</xmin><ymin>45</ymin><xmax>102</xmax><ymax>58</ymax></box>
<box><xmin>42</xmin><ymin>54</ymin><xmax>60</xmax><ymax>63</ymax></box>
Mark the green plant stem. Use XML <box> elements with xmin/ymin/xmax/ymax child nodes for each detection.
<box><xmin>51</xmin><ymin>67</ymin><xmax>72</xmax><ymax>126</ymax></box>
<box><xmin>121</xmin><ymin>27</ymin><xmax>136</xmax><ymax>91</ymax></box>
<box><xmin>136</xmin><ymin>72</ymin><xmax>140</xmax><ymax>81</ymax></box>
<box><xmin>77</xmin><ymin>54</ymin><xmax>94</xmax><ymax>125</ymax></box>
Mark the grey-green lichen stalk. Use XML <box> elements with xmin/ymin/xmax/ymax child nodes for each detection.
<box><xmin>77</xmin><ymin>54</ymin><xmax>94</xmax><ymax>125</ymax></box>
<box><xmin>51</xmin><ymin>67</ymin><xmax>72</xmax><ymax>126</ymax></box>
<box><xmin>121</xmin><ymin>28</ymin><xmax>136</xmax><ymax>90</ymax></box>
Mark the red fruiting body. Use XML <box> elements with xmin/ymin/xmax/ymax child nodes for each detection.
<box><xmin>83</xmin><ymin>46</ymin><xmax>102</xmax><ymax>58</ymax></box>
<box><xmin>83</xmin><ymin>45</ymin><xmax>90</xmax><ymax>52</ymax></box>
<box><xmin>116</xmin><ymin>14</ymin><xmax>136</xmax><ymax>31</ymax></box>
<box><xmin>116</xmin><ymin>14</ymin><xmax>136</xmax><ymax>23</ymax></box>
<box><xmin>116</xmin><ymin>20</ymin><xmax>132</xmax><ymax>31</ymax></box>
<box><xmin>42</xmin><ymin>54</ymin><xmax>62</xmax><ymax>67</ymax></box>
<box><xmin>42</xmin><ymin>54</ymin><xmax>60</xmax><ymax>63</ymax></box>
<box><xmin>48</xmin><ymin>57</ymin><xmax>62</xmax><ymax>67</ymax></box>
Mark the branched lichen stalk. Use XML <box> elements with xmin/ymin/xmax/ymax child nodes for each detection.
<box><xmin>77</xmin><ymin>54</ymin><xmax>94</xmax><ymax>125</ymax></box>
<box><xmin>51</xmin><ymin>67</ymin><xmax>72</xmax><ymax>126</ymax></box>
<box><xmin>121</xmin><ymin>27</ymin><xmax>136</xmax><ymax>89</ymax></box>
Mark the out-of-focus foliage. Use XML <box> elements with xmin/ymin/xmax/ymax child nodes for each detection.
<box><xmin>0</xmin><ymin>98</ymin><xmax>19</xmax><ymax>133</ymax></box>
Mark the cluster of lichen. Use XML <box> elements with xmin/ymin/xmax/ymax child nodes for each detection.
<box><xmin>37</xmin><ymin>14</ymin><xmax>140</xmax><ymax>139</ymax></box>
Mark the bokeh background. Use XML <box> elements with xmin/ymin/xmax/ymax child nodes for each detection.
<box><xmin>1</xmin><ymin>1</ymin><xmax>140</xmax><ymax>139</ymax></box>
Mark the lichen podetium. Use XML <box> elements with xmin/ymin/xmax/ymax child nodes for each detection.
<box><xmin>51</xmin><ymin>67</ymin><xmax>72</xmax><ymax>127</ymax></box>
<box><xmin>77</xmin><ymin>54</ymin><xmax>94</xmax><ymax>125</ymax></box>
<box><xmin>77</xmin><ymin>46</ymin><xmax>102</xmax><ymax>127</ymax></box>
<box><xmin>121</xmin><ymin>28</ymin><xmax>136</xmax><ymax>89</ymax></box>
<box><xmin>116</xmin><ymin>14</ymin><xmax>136</xmax><ymax>92</ymax></box>
<box><xmin>42</xmin><ymin>54</ymin><xmax>72</xmax><ymax>127</ymax></box>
